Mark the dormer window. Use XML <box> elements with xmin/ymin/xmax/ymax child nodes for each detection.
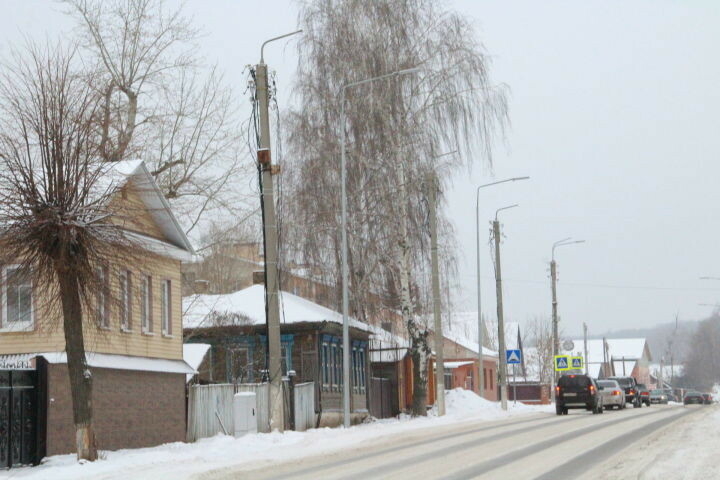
<box><xmin>1</xmin><ymin>265</ymin><xmax>33</xmax><ymax>331</ymax></box>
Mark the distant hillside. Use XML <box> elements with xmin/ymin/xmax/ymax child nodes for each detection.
<box><xmin>588</xmin><ymin>319</ymin><xmax>699</xmax><ymax>365</ymax></box>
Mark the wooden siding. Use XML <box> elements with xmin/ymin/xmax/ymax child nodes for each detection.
<box><xmin>109</xmin><ymin>184</ymin><xmax>167</xmax><ymax>241</ymax></box>
<box><xmin>0</xmin><ymin>252</ymin><xmax>184</xmax><ymax>360</ymax></box>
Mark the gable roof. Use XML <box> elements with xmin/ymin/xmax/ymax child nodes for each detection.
<box><xmin>105</xmin><ymin>160</ymin><xmax>195</xmax><ymax>255</ymax></box>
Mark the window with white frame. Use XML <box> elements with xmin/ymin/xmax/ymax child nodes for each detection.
<box><xmin>321</xmin><ymin>341</ymin><xmax>330</xmax><ymax>389</ymax></box>
<box><xmin>119</xmin><ymin>270</ymin><xmax>131</xmax><ymax>331</ymax></box>
<box><xmin>2</xmin><ymin>266</ymin><xmax>33</xmax><ymax>330</ymax></box>
<box><xmin>160</xmin><ymin>279</ymin><xmax>171</xmax><ymax>335</ymax></box>
<box><xmin>95</xmin><ymin>266</ymin><xmax>108</xmax><ymax>328</ymax></box>
<box><xmin>141</xmin><ymin>275</ymin><xmax>152</xmax><ymax>333</ymax></box>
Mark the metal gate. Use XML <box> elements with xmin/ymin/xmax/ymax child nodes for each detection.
<box><xmin>0</xmin><ymin>370</ymin><xmax>37</xmax><ymax>469</ymax></box>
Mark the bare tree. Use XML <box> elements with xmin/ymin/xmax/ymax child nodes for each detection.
<box><xmin>526</xmin><ymin>316</ymin><xmax>555</xmax><ymax>385</ymax></box>
<box><xmin>285</xmin><ymin>0</ymin><xmax>508</xmax><ymax>415</ymax></box>
<box><xmin>64</xmin><ymin>0</ymin><xmax>253</xmax><ymax>239</ymax></box>
<box><xmin>681</xmin><ymin>314</ymin><xmax>720</xmax><ymax>390</ymax></box>
<box><xmin>0</xmin><ymin>43</ymin><xmax>139</xmax><ymax>460</ymax></box>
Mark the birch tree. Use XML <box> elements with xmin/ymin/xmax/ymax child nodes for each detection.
<box><xmin>286</xmin><ymin>0</ymin><xmax>508</xmax><ymax>415</ymax></box>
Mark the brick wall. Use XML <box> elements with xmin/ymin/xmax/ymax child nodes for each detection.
<box><xmin>45</xmin><ymin>364</ymin><xmax>186</xmax><ymax>455</ymax></box>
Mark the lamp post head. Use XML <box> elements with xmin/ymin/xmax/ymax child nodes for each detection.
<box><xmin>495</xmin><ymin>204</ymin><xmax>519</xmax><ymax>221</ymax></box>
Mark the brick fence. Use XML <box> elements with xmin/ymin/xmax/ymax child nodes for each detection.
<box><xmin>45</xmin><ymin>364</ymin><xmax>186</xmax><ymax>455</ymax></box>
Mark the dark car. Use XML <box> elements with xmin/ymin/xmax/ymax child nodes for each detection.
<box><xmin>702</xmin><ymin>393</ymin><xmax>713</xmax><ymax>405</ymax></box>
<box><xmin>649</xmin><ymin>389</ymin><xmax>668</xmax><ymax>404</ymax></box>
<box><xmin>556</xmin><ymin>374</ymin><xmax>604</xmax><ymax>415</ymax></box>
<box><xmin>636</xmin><ymin>383</ymin><xmax>651</xmax><ymax>406</ymax></box>
<box><xmin>662</xmin><ymin>389</ymin><xmax>677</xmax><ymax>402</ymax></box>
<box><xmin>684</xmin><ymin>391</ymin><xmax>704</xmax><ymax>405</ymax></box>
<box><xmin>609</xmin><ymin>376</ymin><xmax>641</xmax><ymax>408</ymax></box>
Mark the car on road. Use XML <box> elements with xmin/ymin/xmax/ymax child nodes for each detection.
<box><xmin>556</xmin><ymin>374</ymin><xmax>604</xmax><ymax>415</ymax></box>
<box><xmin>683</xmin><ymin>391</ymin><xmax>705</xmax><ymax>405</ymax></box>
<box><xmin>636</xmin><ymin>383</ymin><xmax>651</xmax><ymax>406</ymax></box>
<box><xmin>649</xmin><ymin>389</ymin><xmax>668</xmax><ymax>404</ymax></box>
<box><xmin>597</xmin><ymin>379</ymin><xmax>625</xmax><ymax>409</ymax></box>
<box><xmin>609</xmin><ymin>376</ymin><xmax>641</xmax><ymax>408</ymax></box>
<box><xmin>662</xmin><ymin>389</ymin><xmax>677</xmax><ymax>402</ymax></box>
<box><xmin>702</xmin><ymin>393</ymin><xmax>713</xmax><ymax>405</ymax></box>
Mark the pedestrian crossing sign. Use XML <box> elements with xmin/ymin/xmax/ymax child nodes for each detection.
<box><xmin>554</xmin><ymin>355</ymin><xmax>570</xmax><ymax>371</ymax></box>
<box><xmin>506</xmin><ymin>349</ymin><xmax>522</xmax><ymax>364</ymax></box>
<box><xmin>571</xmin><ymin>356</ymin><xmax>584</xmax><ymax>369</ymax></box>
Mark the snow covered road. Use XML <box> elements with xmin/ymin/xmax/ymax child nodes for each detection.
<box><xmin>208</xmin><ymin>404</ymin><xmax>707</xmax><ymax>480</ymax></box>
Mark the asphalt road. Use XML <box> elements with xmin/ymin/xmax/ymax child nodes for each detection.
<box><xmin>204</xmin><ymin>404</ymin><xmax>707</xmax><ymax>480</ymax></box>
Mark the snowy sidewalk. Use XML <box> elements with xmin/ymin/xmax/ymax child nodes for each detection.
<box><xmin>0</xmin><ymin>389</ymin><xmax>552</xmax><ymax>480</ymax></box>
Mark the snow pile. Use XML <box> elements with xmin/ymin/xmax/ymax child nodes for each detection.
<box><xmin>439</xmin><ymin>388</ymin><xmax>553</xmax><ymax>420</ymax></box>
<box><xmin>712</xmin><ymin>384</ymin><xmax>720</xmax><ymax>399</ymax></box>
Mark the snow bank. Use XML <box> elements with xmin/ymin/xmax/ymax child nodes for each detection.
<box><xmin>3</xmin><ymin>389</ymin><xmax>551</xmax><ymax>480</ymax></box>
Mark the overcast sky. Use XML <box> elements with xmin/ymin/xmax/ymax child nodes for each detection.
<box><xmin>3</xmin><ymin>0</ymin><xmax>720</xmax><ymax>337</ymax></box>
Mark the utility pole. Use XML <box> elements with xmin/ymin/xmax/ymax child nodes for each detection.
<box><xmin>474</xmin><ymin>176</ymin><xmax>529</xmax><ymax>400</ymax></box>
<box><xmin>255</xmin><ymin>30</ymin><xmax>301</xmax><ymax>432</ymax></box>
<box><xmin>583</xmin><ymin>323</ymin><xmax>588</xmax><ymax>375</ymax></box>
<box><xmin>550</xmin><ymin>238</ymin><xmax>584</xmax><ymax>401</ymax></box>
<box><xmin>428</xmin><ymin>174</ymin><xmax>445</xmax><ymax>415</ymax></box>
<box><xmin>493</xmin><ymin>205</ymin><xmax>516</xmax><ymax>410</ymax></box>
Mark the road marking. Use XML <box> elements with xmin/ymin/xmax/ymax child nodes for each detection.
<box><xmin>439</xmin><ymin>408</ymin><xmax>675</xmax><ymax>480</ymax></box>
<box><xmin>535</xmin><ymin>407</ymin><xmax>703</xmax><ymax>480</ymax></box>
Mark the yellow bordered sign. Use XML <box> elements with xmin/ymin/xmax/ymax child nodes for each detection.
<box><xmin>554</xmin><ymin>355</ymin><xmax>570</xmax><ymax>371</ymax></box>
<box><xmin>571</xmin><ymin>356</ymin><xmax>584</xmax><ymax>369</ymax></box>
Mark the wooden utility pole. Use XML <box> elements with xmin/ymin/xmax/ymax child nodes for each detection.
<box><xmin>493</xmin><ymin>218</ymin><xmax>508</xmax><ymax>410</ymax></box>
<box><xmin>583</xmin><ymin>322</ymin><xmax>588</xmax><ymax>376</ymax></box>
<box><xmin>428</xmin><ymin>175</ymin><xmax>445</xmax><ymax>416</ymax></box>
<box><xmin>256</xmin><ymin>60</ymin><xmax>284</xmax><ymax>432</ymax></box>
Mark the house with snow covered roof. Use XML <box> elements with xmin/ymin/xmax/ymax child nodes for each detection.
<box><xmin>0</xmin><ymin>160</ymin><xmax>195</xmax><ymax>462</ymax></box>
<box><xmin>183</xmin><ymin>284</ymin><xmax>385</xmax><ymax>426</ymax></box>
<box><xmin>561</xmin><ymin>337</ymin><xmax>652</xmax><ymax>386</ymax></box>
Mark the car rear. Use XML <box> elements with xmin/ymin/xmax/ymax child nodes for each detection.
<box><xmin>556</xmin><ymin>374</ymin><xmax>602</xmax><ymax>414</ymax></box>
<box><xmin>610</xmin><ymin>377</ymin><xmax>640</xmax><ymax>407</ymax></box>
<box><xmin>597</xmin><ymin>380</ymin><xmax>624</xmax><ymax>409</ymax></box>
<box><xmin>684</xmin><ymin>392</ymin><xmax>704</xmax><ymax>405</ymax></box>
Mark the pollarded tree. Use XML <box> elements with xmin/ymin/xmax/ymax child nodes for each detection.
<box><xmin>286</xmin><ymin>0</ymin><xmax>508</xmax><ymax>415</ymax></box>
<box><xmin>0</xmin><ymin>43</ymin><xmax>139</xmax><ymax>461</ymax></box>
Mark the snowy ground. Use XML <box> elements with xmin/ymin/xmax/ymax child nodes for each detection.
<box><xmin>0</xmin><ymin>389</ymin><xmax>553</xmax><ymax>480</ymax></box>
<box><xmin>595</xmin><ymin>404</ymin><xmax>720</xmax><ymax>479</ymax></box>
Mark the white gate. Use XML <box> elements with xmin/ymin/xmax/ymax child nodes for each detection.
<box><xmin>294</xmin><ymin>382</ymin><xmax>315</xmax><ymax>432</ymax></box>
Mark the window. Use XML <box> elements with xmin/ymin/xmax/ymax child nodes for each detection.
<box><xmin>322</xmin><ymin>341</ymin><xmax>330</xmax><ymax>388</ymax></box>
<box><xmin>444</xmin><ymin>369</ymin><xmax>453</xmax><ymax>390</ymax></box>
<box><xmin>330</xmin><ymin>344</ymin><xmax>338</xmax><ymax>390</ymax></box>
<box><xmin>95</xmin><ymin>266</ymin><xmax>108</xmax><ymax>328</ymax></box>
<box><xmin>2</xmin><ymin>266</ymin><xmax>33</xmax><ymax>330</ymax></box>
<box><xmin>141</xmin><ymin>275</ymin><xmax>152</xmax><ymax>333</ymax></box>
<box><xmin>161</xmin><ymin>279</ymin><xmax>171</xmax><ymax>336</ymax></box>
<box><xmin>351</xmin><ymin>342</ymin><xmax>367</xmax><ymax>394</ymax></box>
<box><xmin>119</xmin><ymin>270</ymin><xmax>131</xmax><ymax>331</ymax></box>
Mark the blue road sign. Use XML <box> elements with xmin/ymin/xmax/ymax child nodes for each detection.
<box><xmin>554</xmin><ymin>355</ymin><xmax>570</xmax><ymax>371</ymax></box>
<box><xmin>506</xmin><ymin>349</ymin><xmax>522</xmax><ymax>364</ymax></box>
<box><xmin>571</xmin><ymin>357</ymin><xmax>583</xmax><ymax>369</ymax></box>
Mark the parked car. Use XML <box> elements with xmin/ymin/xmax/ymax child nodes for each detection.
<box><xmin>683</xmin><ymin>391</ymin><xmax>705</xmax><ymax>405</ymax></box>
<box><xmin>556</xmin><ymin>374</ymin><xmax>604</xmax><ymax>415</ymax></box>
<box><xmin>597</xmin><ymin>379</ymin><xmax>626</xmax><ymax>409</ymax></box>
<box><xmin>662</xmin><ymin>389</ymin><xmax>677</xmax><ymax>402</ymax></box>
<box><xmin>636</xmin><ymin>383</ymin><xmax>651</xmax><ymax>406</ymax></box>
<box><xmin>609</xmin><ymin>376</ymin><xmax>641</xmax><ymax>407</ymax></box>
<box><xmin>649</xmin><ymin>389</ymin><xmax>668</xmax><ymax>404</ymax></box>
<box><xmin>702</xmin><ymin>393</ymin><xmax>713</xmax><ymax>405</ymax></box>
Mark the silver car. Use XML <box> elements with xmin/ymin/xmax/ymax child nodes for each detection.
<box><xmin>597</xmin><ymin>379</ymin><xmax>626</xmax><ymax>409</ymax></box>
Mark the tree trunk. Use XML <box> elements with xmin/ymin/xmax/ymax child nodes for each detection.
<box><xmin>56</xmin><ymin>266</ymin><xmax>97</xmax><ymax>461</ymax></box>
<box><xmin>397</xmin><ymin>163</ymin><xmax>430</xmax><ymax>416</ymax></box>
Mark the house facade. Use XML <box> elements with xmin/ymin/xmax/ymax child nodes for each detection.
<box><xmin>0</xmin><ymin>161</ymin><xmax>195</xmax><ymax>464</ymax></box>
<box><xmin>184</xmin><ymin>284</ymin><xmax>373</xmax><ymax>426</ymax></box>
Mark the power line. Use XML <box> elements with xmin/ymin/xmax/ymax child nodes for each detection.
<box><xmin>461</xmin><ymin>275</ymin><xmax>720</xmax><ymax>292</ymax></box>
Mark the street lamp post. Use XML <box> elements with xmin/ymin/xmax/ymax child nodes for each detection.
<box><xmin>340</xmin><ymin>67</ymin><xmax>419</xmax><ymax>428</ymax></box>
<box><xmin>493</xmin><ymin>204</ymin><xmax>518</xmax><ymax>411</ymax></box>
<box><xmin>550</xmin><ymin>238</ymin><xmax>585</xmax><ymax>402</ymax></box>
<box><xmin>475</xmin><ymin>177</ymin><xmax>528</xmax><ymax>400</ymax></box>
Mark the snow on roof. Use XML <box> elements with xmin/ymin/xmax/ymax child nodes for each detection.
<box><xmin>95</xmin><ymin>160</ymin><xmax>195</xmax><ymax>255</ymax></box>
<box><xmin>184</xmin><ymin>343</ymin><xmax>211</xmax><ymax>382</ymax></box>
<box><xmin>443</xmin><ymin>311</ymin><xmax>499</xmax><ymax>358</ymax></box>
<box><xmin>444</xmin><ymin>361</ymin><xmax>474</xmax><ymax>369</ymax></box>
<box><xmin>0</xmin><ymin>352</ymin><xmax>195</xmax><ymax>374</ymax></box>
<box><xmin>185</xmin><ymin>285</ymin><xmax>410</xmax><ymax>362</ymax></box>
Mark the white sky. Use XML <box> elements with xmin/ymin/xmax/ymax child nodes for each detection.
<box><xmin>3</xmin><ymin>0</ymin><xmax>720</xmax><ymax>336</ymax></box>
